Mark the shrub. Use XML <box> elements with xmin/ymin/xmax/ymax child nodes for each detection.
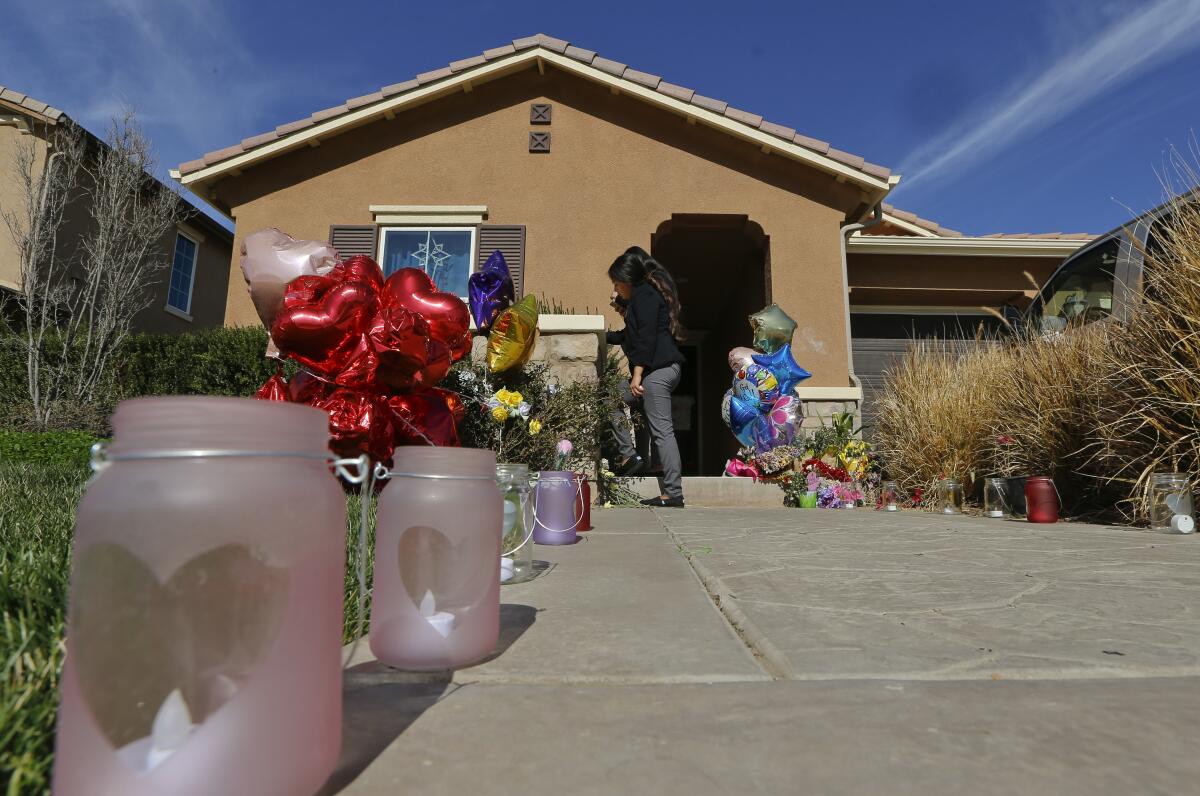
<box><xmin>0</xmin><ymin>430</ymin><xmax>100</xmax><ymax>468</ymax></box>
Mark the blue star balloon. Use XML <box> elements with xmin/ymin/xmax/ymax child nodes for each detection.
<box><xmin>751</xmin><ymin>344</ymin><xmax>811</xmax><ymax>397</ymax></box>
<box><xmin>468</xmin><ymin>250</ymin><xmax>515</xmax><ymax>332</ymax></box>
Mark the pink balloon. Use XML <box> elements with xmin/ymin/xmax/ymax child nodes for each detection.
<box><xmin>728</xmin><ymin>346</ymin><xmax>757</xmax><ymax>372</ymax></box>
<box><xmin>240</xmin><ymin>228</ymin><xmax>339</xmax><ymax>330</ymax></box>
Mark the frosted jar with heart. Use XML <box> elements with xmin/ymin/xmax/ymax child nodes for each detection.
<box><xmin>53</xmin><ymin>397</ymin><xmax>346</xmax><ymax>796</ymax></box>
<box><xmin>370</xmin><ymin>447</ymin><xmax>502</xmax><ymax>670</ymax></box>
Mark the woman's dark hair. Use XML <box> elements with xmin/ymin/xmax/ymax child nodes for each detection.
<box><xmin>608</xmin><ymin>246</ymin><xmax>684</xmax><ymax>341</ymax></box>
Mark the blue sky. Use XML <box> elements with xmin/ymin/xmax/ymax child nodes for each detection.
<box><xmin>4</xmin><ymin>0</ymin><xmax>1199</xmax><ymax>235</ymax></box>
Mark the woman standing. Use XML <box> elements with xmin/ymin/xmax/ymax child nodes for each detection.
<box><xmin>606</xmin><ymin>246</ymin><xmax>687</xmax><ymax>508</ymax></box>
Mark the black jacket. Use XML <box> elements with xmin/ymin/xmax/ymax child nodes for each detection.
<box><xmin>605</xmin><ymin>283</ymin><xmax>685</xmax><ymax>372</ymax></box>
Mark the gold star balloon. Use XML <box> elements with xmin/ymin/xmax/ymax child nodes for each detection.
<box><xmin>748</xmin><ymin>304</ymin><xmax>797</xmax><ymax>354</ymax></box>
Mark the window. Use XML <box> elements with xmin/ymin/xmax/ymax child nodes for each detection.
<box><xmin>1032</xmin><ymin>238</ymin><xmax>1119</xmax><ymax>334</ymax></box>
<box><xmin>167</xmin><ymin>232</ymin><xmax>198</xmax><ymax>315</ymax></box>
<box><xmin>378</xmin><ymin>227</ymin><xmax>476</xmax><ymax>297</ymax></box>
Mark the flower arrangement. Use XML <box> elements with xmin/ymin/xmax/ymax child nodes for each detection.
<box><xmin>554</xmin><ymin>439</ymin><xmax>572</xmax><ymax>470</ymax></box>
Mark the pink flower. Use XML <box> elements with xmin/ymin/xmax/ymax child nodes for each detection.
<box><xmin>997</xmin><ymin>435</ymin><xmax>1015</xmax><ymax>446</ymax></box>
<box><xmin>556</xmin><ymin>439</ymin><xmax>573</xmax><ymax>456</ymax></box>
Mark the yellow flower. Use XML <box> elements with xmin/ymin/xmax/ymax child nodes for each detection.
<box><xmin>528</xmin><ymin>418</ymin><xmax>543</xmax><ymax>435</ymax></box>
<box><xmin>496</xmin><ymin>389</ymin><xmax>512</xmax><ymax>404</ymax></box>
<box><xmin>491</xmin><ymin>406</ymin><xmax>509</xmax><ymax>422</ymax></box>
<box><xmin>503</xmin><ymin>390</ymin><xmax>523</xmax><ymax>408</ymax></box>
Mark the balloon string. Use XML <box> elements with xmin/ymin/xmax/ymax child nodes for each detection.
<box><xmin>343</xmin><ymin>457</ymin><xmax>374</xmax><ymax>669</ymax></box>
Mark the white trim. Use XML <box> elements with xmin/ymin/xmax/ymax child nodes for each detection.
<box><xmin>176</xmin><ymin>221</ymin><xmax>207</xmax><ymax>243</ymax></box>
<box><xmin>370</xmin><ymin>205</ymin><xmax>488</xmax><ymax>225</ymax></box>
<box><xmin>878</xmin><ymin>213</ymin><xmax>939</xmax><ymax>237</ymax></box>
<box><xmin>178</xmin><ymin>46</ymin><xmax>893</xmax><ymax>198</ymax></box>
<box><xmin>850</xmin><ymin>305</ymin><xmax>992</xmax><ymax>316</ymax></box>
<box><xmin>163</xmin><ymin>304</ymin><xmax>194</xmax><ymax>322</ymax></box>
<box><xmin>848</xmin><ymin>235</ymin><xmax>1088</xmax><ymax>257</ymax></box>
<box><xmin>794</xmin><ymin>385</ymin><xmax>863</xmax><ymax>402</ymax></box>
<box><xmin>166</xmin><ymin>231</ymin><xmax>199</xmax><ymax>316</ymax></box>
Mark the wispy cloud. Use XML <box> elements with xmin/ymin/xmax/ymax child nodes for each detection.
<box><xmin>895</xmin><ymin>0</ymin><xmax>1200</xmax><ymax>194</ymax></box>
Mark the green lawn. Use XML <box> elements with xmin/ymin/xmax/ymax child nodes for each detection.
<box><xmin>0</xmin><ymin>462</ymin><xmax>375</xmax><ymax>796</ymax></box>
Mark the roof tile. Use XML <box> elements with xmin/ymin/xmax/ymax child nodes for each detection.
<box><xmin>483</xmin><ymin>44</ymin><xmax>517</xmax><ymax>60</ymax></box>
<box><xmin>939</xmin><ymin>228</ymin><xmax>965</xmax><ymax>238</ymax></box>
<box><xmin>450</xmin><ymin>55</ymin><xmax>487</xmax><ymax>72</ymax></box>
<box><xmin>890</xmin><ymin>209</ymin><xmax>918</xmax><ymax>222</ymax></box>
<box><xmin>591</xmin><ymin>56</ymin><xmax>627</xmax><ymax>77</ymax></box>
<box><xmin>311</xmin><ymin>104</ymin><xmax>349</xmax><ymax>122</ymax></box>
<box><xmin>416</xmin><ymin>66</ymin><xmax>453</xmax><ymax>85</ymax></box>
<box><xmin>202</xmin><ymin>145</ymin><xmax>245</xmax><ymax>165</ymax></box>
<box><xmin>724</xmin><ymin>106</ymin><xmax>763</xmax><ymax>127</ymax></box>
<box><xmin>276</xmin><ymin>117</ymin><xmax>315</xmax><ymax>135</ymax></box>
<box><xmin>564</xmin><ymin>45</ymin><xmax>597</xmax><ymax>64</ymax></box>
<box><xmin>1027</xmin><ymin>232</ymin><xmax>1064</xmax><ymax>239</ymax></box>
<box><xmin>861</xmin><ymin>161</ymin><xmax>891</xmax><ymax>179</ymax></box>
<box><xmin>623</xmin><ymin>68</ymin><xmax>661</xmax><ymax>89</ymax></box>
<box><xmin>690</xmin><ymin>93</ymin><xmax>727</xmax><ymax>114</ymax></box>
<box><xmin>792</xmin><ymin>133</ymin><xmax>830</xmax><ymax>154</ymax></box>
<box><xmin>826</xmin><ymin>147</ymin><xmax>865</xmax><ymax>169</ymax></box>
<box><xmin>512</xmin><ymin>36</ymin><xmax>541</xmax><ymax>51</ymax></box>
<box><xmin>534</xmin><ymin>34</ymin><xmax>569</xmax><ymax>53</ymax></box>
<box><xmin>42</xmin><ymin>106</ymin><xmax>64</xmax><ymax>120</ymax></box>
<box><xmin>178</xmin><ymin>158</ymin><xmax>208</xmax><ymax>174</ymax></box>
<box><xmin>240</xmin><ymin>131</ymin><xmax>279</xmax><ymax>149</ymax></box>
<box><xmin>758</xmin><ymin>119</ymin><xmax>795</xmax><ymax>140</ymax></box>
<box><xmin>0</xmin><ymin>89</ymin><xmax>26</xmax><ymax>103</ymax></box>
<box><xmin>21</xmin><ymin>98</ymin><xmax>48</xmax><ymax>114</ymax></box>
<box><xmin>381</xmin><ymin>79</ymin><xmax>419</xmax><ymax>97</ymax></box>
<box><xmin>656</xmin><ymin>81</ymin><xmax>694</xmax><ymax>102</ymax></box>
<box><xmin>346</xmin><ymin>91</ymin><xmax>384</xmax><ymax>110</ymax></box>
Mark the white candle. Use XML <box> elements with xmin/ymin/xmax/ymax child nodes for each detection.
<box><xmin>500</xmin><ymin>557</ymin><xmax>515</xmax><ymax>583</ymax></box>
<box><xmin>1171</xmin><ymin>514</ymin><xmax>1195</xmax><ymax>534</ymax></box>
<box><xmin>419</xmin><ymin>590</ymin><xmax>456</xmax><ymax>638</ymax></box>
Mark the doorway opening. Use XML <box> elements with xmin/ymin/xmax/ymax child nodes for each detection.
<box><xmin>651</xmin><ymin>214</ymin><xmax>769</xmax><ymax>476</ymax></box>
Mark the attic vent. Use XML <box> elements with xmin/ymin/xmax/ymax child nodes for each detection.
<box><xmin>530</xmin><ymin>103</ymin><xmax>552</xmax><ymax>124</ymax></box>
<box><xmin>528</xmin><ymin>131</ymin><xmax>551</xmax><ymax>153</ymax></box>
<box><xmin>478</xmin><ymin>225</ymin><xmax>527</xmax><ymax>297</ymax></box>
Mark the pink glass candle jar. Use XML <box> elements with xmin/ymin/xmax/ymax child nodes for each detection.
<box><xmin>54</xmin><ymin>397</ymin><xmax>346</xmax><ymax>796</ymax></box>
<box><xmin>370</xmin><ymin>447</ymin><xmax>502</xmax><ymax>670</ymax></box>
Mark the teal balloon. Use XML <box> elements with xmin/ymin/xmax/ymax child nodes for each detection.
<box><xmin>751</xmin><ymin>344</ymin><xmax>811</xmax><ymax>397</ymax></box>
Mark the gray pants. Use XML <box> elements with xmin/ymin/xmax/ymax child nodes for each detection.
<box><xmin>610</xmin><ymin>363</ymin><xmax>683</xmax><ymax>499</ymax></box>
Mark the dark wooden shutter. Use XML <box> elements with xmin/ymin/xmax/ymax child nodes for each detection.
<box><xmin>328</xmin><ymin>225</ymin><xmax>378</xmax><ymax>259</ymax></box>
<box><xmin>478</xmin><ymin>225</ymin><xmax>527</xmax><ymax>297</ymax></box>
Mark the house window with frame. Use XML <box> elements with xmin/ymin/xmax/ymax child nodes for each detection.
<box><xmin>378</xmin><ymin>227</ymin><xmax>476</xmax><ymax>297</ymax></box>
<box><xmin>167</xmin><ymin>232</ymin><xmax>198</xmax><ymax>316</ymax></box>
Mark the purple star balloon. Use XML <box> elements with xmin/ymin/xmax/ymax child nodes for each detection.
<box><xmin>468</xmin><ymin>250</ymin><xmax>516</xmax><ymax>332</ymax></box>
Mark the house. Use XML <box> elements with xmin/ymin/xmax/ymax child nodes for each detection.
<box><xmin>0</xmin><ymin>84</ymin><xmax>232</xmax><ymax>333</ymax></box>
<box><xmin>172</xmin><ymin>34</ymin><xmax>1092</xmax><ymax>474</ymax></box>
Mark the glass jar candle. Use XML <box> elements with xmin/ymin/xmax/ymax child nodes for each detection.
<box><xmin>880</xmin><ymin>481</ymin><xmax>900</xmax><ymax>511</ymax></box>
<box><xmin>496</xmin><ymin>463</ymin><xmax>534</xmax><ymax>583</ymax></box>
<box><xmin>939</xmin><ymin>478</ymin><xmax>963</xmax><ymax>515</ymax></box>
<box><xmin>54</xmin><ymin>398</ymin><xmax>346</xmax><ymax>796</ymax></box>
<box><xmin>1151</xmin><ymin>472</ymin><xmax>1195</xmax><ymax>534</ymax></box>
<box><xmin>370</xmin><ymin>447</ymin><xmax>502</xmax><ymax>670</ymax></box>
<box><xmin>984</xmin><ymin>477</ymin><xmax>1010</xmax><ymax>518</ymax></box>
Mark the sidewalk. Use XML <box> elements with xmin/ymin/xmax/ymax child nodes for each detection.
<box><xmin>329</xmin><ymin>508</ymin><xmax>1200</xmax><ymax>795</ymax></box>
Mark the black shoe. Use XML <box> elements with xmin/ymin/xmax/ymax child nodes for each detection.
<box><xmin>640</xmin><ymin>496</ymin><xmax>685</xmax><ymax>508</ymax></box>
<box><xmin>614</xmin><ymin>454</ymin><xmax>645</xmax><ymax>476</ymax></box>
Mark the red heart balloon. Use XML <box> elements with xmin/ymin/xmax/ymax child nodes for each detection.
<box><xmin>272</xmin><ymin>274</ymin><xmax>379</xmax><ymax>379</ymax></box>
<box><xmin>381</xmin><ymin>268</ymin><xmax>471</xmax><ymax>361</ymax></box>
<box><xmin>335</xmin><ymin>255</ymin><xmax>385</xmax><ymax>293</ymax></box>
<box><xmin>317</xmin><ymin>387</ymin><xmax>395</xmax><ymax>463</ymax></box>
<box><xmin>255</xmin><ymin>371</ymin><xmax>289</xmax><ymax>402</ymax></box>
<box><xmin>368</xmin><ymin>304</ymin><xmax>451</xmax><ymax>391</ymax></box>
<box><xmin>389</xmin><ymin>388</ymin><xmax>460</xmax><ymax>448</ymax></box>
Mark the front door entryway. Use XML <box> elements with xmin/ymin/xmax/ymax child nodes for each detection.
<box><xmin>651</xmin><ymin>214</ymin><xmax>769</xmax><ymax>476</ymax></box>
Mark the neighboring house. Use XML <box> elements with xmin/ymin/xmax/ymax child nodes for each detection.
<box><xmin>0</xmin><ymin>84</ymin><xmax>232</xmax><ymax>333</ymax></box>
<box><xmin>173</xmin><ymin>33</ymin><xmax>1092</xmax><ymax>473</ymax></box>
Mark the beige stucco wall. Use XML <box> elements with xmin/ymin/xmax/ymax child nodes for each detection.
<box><xmin>209</xmin><ymin>66</ymin><xmax>865</xmax><ymax>388</ymax></box>
<box><xmin>0</xmin><ymin>122</ymin><xmax>51</xmax><ymax>292</ymax></box>
<box><xmin>132</xmin><ymin>222</ymin><xmax>233</xmax><ymax>333</ymax></box>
